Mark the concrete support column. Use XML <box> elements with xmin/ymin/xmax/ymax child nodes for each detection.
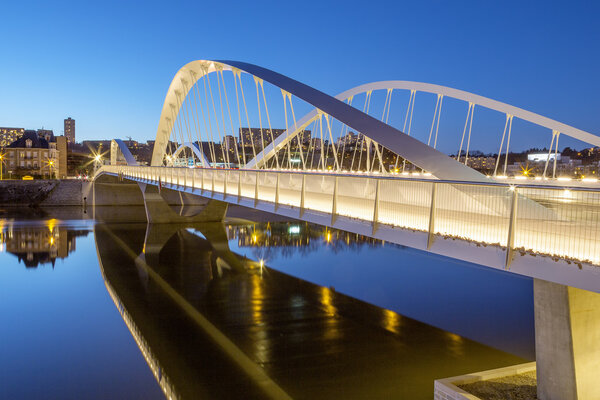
<box><xmin>534</xmin><ymin>278</ymin><xmax>600</xmax><ymax>400</ymax></box>
<box><xmin>139</xmin><ymin>183</ymin><xmax>228</xmax><ymax>224</ymax></box>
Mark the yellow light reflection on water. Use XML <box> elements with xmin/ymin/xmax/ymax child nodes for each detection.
<box><xmin>320</xmin><ymin>286</ymin><xmax>336</xmax><ymax>316</ymax></box>
<box><xmin>382</xmin><ymin>309</ymin><xmax>401</xmax><ymax>334</ymax></box>
<box><xmin>445</xmin><ymin>332</ymin><xmax>465</xmax><ymax>357</ymax></box>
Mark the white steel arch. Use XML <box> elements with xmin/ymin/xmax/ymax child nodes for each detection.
<box><xmin>152</xmin><ymin>60</ymin><xmax>486</xmax><ymax>182</ymax></box>
<box><xmin>152</xmin><ymin>60</ymin><xmax>600</xmax><ymax>182</ymax></box>
<box><xmin>171</xmin><ymin>142</ymin><xmax>210</xmax><ymax>167</ymax></box>
<box><xmin>151</xmin><ymin>61</ymin><xmax>234</xmax><ymax>167</ymax></box>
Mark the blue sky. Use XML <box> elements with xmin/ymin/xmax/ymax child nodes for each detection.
<box><xmin>1</xmin><ymin>0</ymin><xmax>598</xmax><ymax>153</ymax></box>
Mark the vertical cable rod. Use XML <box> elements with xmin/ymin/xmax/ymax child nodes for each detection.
<box><xmin>503</xmin><ymin>115</ymin><xmax>514</xmax><ymax>176</ymax></box>
<box><xmin>464</xmin><ymin>104</ymin><xmax>476</xmax><ymax>165</ymax></box>
<box><xmin>259</xmin><ymin>79</ymin><xmax>279</xmax><ymax>169</ymax></box>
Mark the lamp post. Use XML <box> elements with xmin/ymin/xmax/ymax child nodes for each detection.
<box><xmin>94</xmin><ymin>154</ymin><xmax>102</xmax><ymax>173</ymax></box>
<box><xmin>0</xmin><ymin>152</ymin><xmax>4</xmax><ymax>180</ymax></box>
<box><xmin>48</xmin><ymin>160</ymin><xmax>55</xmax><ymax>179</ymax></box>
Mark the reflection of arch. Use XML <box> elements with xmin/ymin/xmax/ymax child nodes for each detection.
<box><xmin>246</xmin><ymin>81</ymin><xmax>600</xmax><ymax>169</ymax></box>
<box><xmin>171</xmin><ymin>142</ymin><xmax>210</xmax><ymax>167</ymax></box>
<box><xmin>151</xmin><ymin>60</ymin><xmax>486</xmax><ymax>182</ymax></box>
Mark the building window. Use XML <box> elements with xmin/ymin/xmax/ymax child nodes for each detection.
<box><xmin>25</xmin><ymin>139</ymin><xmax>32</xmax><ymax>148</ymax></box>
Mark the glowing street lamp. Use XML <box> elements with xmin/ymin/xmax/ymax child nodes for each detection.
<box><xmin>0</xmin><ymin>152</ymin><xmax>4</xmax><ymax>180</ymax></box>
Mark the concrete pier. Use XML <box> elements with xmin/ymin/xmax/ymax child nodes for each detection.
<box><xmin>534</xmin><ymin>279</ymin><xmax>600</xmax><ymax>400</ymax></box>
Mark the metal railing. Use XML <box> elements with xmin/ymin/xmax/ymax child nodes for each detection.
<box><xmin>98</xmin><ymin>165</ymin><xmax>600</xmax><ymax>266</ymax></box>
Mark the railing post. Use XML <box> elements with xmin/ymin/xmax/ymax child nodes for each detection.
<box><xmin>275</xmin><ymin>172</ymin><xmax>280</xmax><ymax>210</ymax></box>
<box><xmin>372</xmin><ymin>178</ymin><xmax>380</xmax><ymax>235</ymax></box>
<box><xmin>300</xmin><ymin>174</ymin><xmax>306</xmax><ymax>217</ymax></box>
<box><xmin>427</xmin><ymin>182</ymin><xmax>437</xmax><ymax>249</ymax></box>
<box><xmin>223</xmin><ymin>170</ymin><xmax>228</xmax><ymax>198</ymax></box>
<box><xmin>191</xmin><ymin>167</ymin><xmax>195</xmax><ymax>189</ymax></box>
<box><xmin>184</xmin><ymin>167</ymin><xmax>187</xmax><ymax>189</ymax></box>
<box><xmin>201</xmin><ymin>168</ymin><xmax>205</xmax><ymax>193</ymax></box>
<box><xmin>211</xmin><ymin>169</ymin><xmax>216</xmax><ymax>194</ymax></box>
<box><xmin>331</xmin><ymin>176</ymin><xmax>339</xmax><ymax>225</ymax></box>
<box><xmin>254</xmin><ymin>171</ymin><xmax>260</xmax><ymax>207</ymax></box>
<box><xmin>237</xmin><ymin>171</ymin><xmax>242</xmax><ymax>203</ymax></box>
<box><xmin>505</xmin><ymin>187</ymin><xmax>519</xmax><ymax>268</ymax></box>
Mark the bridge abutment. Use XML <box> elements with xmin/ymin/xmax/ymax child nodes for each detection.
<box><xmin>534</xmin><ymin>278</ymin><xmax>600</xmax><ymax>400</ymax></box>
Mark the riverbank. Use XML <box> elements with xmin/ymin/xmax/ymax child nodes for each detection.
<box><xmin>0</xmin><ymin>179</ymin><xmax>87</xmax><ymax>207</ymax></box>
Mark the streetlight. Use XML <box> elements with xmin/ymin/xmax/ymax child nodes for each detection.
<box><xmin>48</xmin><ymin>160</ymin><xmax>55</xmax><ymax>179</ymax></box>
<box><xmin>93</xmin><ymin>154</ymin><xmax>102</xmax><ymax>173</ymax></box>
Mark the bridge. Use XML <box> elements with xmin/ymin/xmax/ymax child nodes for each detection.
<box><xmin>93</xmin><ymin>60</ymin><xmax>600</xmax><ymax>400</ymax></box>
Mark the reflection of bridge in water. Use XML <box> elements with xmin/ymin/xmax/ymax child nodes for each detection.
<box><xmin>94</xmin><ymin>221</ymin><xmax>525</xmax><ymax>400</ymax></box>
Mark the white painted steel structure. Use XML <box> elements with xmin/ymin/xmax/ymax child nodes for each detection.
<box><xmin>95</xmin><ymin>60</ymin><xmax>600</xmax><ymax>291</ymax></box>
<box><xmin>150</xmin><ymin>60</ymin><xmax>600</xmax><ymax>182</ymax></box>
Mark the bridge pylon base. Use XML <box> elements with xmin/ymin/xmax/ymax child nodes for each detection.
<box><xmin>139</xmin><ymin>183</ymin><xmax>228</xmax><ymax>224</ymax></box>
<box><xmin>534</xmin><ymin>278</ymin><xmax>600</xmax><ymax>400</ymax></box>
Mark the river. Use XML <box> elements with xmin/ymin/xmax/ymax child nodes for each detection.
<box><xmin>0</xmin><ymin>206</ymin><xmax>533</xmax><ymax>399</ymax></box>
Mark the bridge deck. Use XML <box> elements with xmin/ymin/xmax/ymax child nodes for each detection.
<box><xmin>96</xmin><ymin>165</ymin><xmax>600</xmax><ymax>292</ymax></box>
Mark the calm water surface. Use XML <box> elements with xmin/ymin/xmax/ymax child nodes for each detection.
<box><xmin>0</xmin><ymin>207</ymin><xmax>534</xmax><ymax>399</ymax></box>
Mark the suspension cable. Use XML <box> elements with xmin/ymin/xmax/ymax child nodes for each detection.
<box><xmin>542</xmin><ymin>130</ymin><xmax>557</xmax><ymax>179</ymax></box>
<box><xmin>189</xmin><ymin>72</ymin><xmax>205</xmax><ymax>167</ymax></box>
<box><xmin>195</xmin><ymin>72</ymin><xmax>212</xmax><ymax>167</ymax></box>
<box><xmin>282</xmin><ymin>90</ymin><xmax>291</xmax><ymax>169</ymax></box>
<box><xmin>238</xmin><ymin>73</ymin><xmax>257</xmax><ymax>165</ymax></box>
<box><xmin>357</xmin><ymin>91</ymin><xmax>372</xmax><ymax>171</ymax></box>
<box><xmin>457</xmin><ymin>102</ymin><xmax>473</xmax><ymax>162</ymax></box>
<box><xmin>395</xmin><ymin>89</ymin><xmax>415</xmax><ymax>170</ymax></box>
<box><xmin>351</xmin><ymin>93</ymin><xmax>370</xmax><ymax>171</ymax></box>
<box><xmin>288</xmin><ymin>94</ymin><xmax>306</xmax><ymax>170</ymax></box>
<box><xmin>216</xmin><ymin>69</ymin><xmax>231</xmax><ymax>168</ymax></box>
<box><xmin>427</xmin><ymin>94</ymin><xmax>441</xmax><ymax>146</ymax></box>
<box><xmin>254</xmin><ymin>77</ymin><xmax>267</xmax><ymax>168</ymax></box>
<box><xmin>308</xmin><ymin>118</ymin><xmax>318</xmax><ymax>169</ymax></box>
<box><xmin>494</xmin><ymin>114</ymin><xmax>510</xmax><ymax>176</ymax></box>
<box><xmin>219</xmin><ymin>70</ymin><xmax>241</xmax><ymax>167</ymax></box>
<box><xmin>553</xmin><ymin>131</ymin><xmax>560</xmax><ymax>178</ymax></box>
<box><xmin>402</xmin><ymin>90</ymin><xmax>416</xmax><ymax>172</ymax></box>
<box><xmin>324</xmin><ymin>114</ymin><xmax>340</xmax><ymax>171</ymax></box>
<box><xmin>205</xmin><ymin>71</ymin><xmax>225</xmax><ymax>166</ymax></box>
<box><xmin>259</xmin><ymin>79</ymin><xmax>279</xmax><ymax>169</ymax></box>
<box><xmin>180</xmin><ymin>82</ymin><xmax>196</xmax><ymax>166</ymax></box>
<box><xmin>464</xmin><ymin>104</ymin><xmax>475</xmax><ymax>165</ymax></box>
<box><xmin>165</xmin><ymin>116</ymin><xmax>174</xmax><ymax>165</ymax></box>
<box><xmin>173</xmin><ymin>95</ymin><xmax>187</xmax><ymax>166</ymax></box>
<box><xmin>503</xmin><ymin>115</ymin><xmax>514</xmax><ymax>175</ymax></box>
<box><xmin>433</xmin><ymin>95</ymin><xmax>443</xmax><ymax>149</ymax></box>
<box><xmin>201</xmin><ymin>73</ymin><xmax>217</xmax><ymax>165</ymax></box>
<box><xmin>233</xmin><ymin>71</ymin><xmax>247</xmax><ymax>166</ymax></box>
<box><xmin>339</xmin><ymin>96</ymin><xmax>353</xmax><ymax>170</ymax></box>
